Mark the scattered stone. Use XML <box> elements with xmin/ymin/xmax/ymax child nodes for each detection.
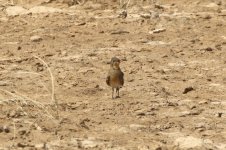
<box><xmin>179</xmin><ymin>110</ymin><xmax>201</xmax><ymax>117</ymax></box>
<box><xmin>43</xmin><ymin>0</ymin><xmax>53</xmax><ymax>3</ymax></box>
<box><xmin>140</xmin><ymin>14</ymin><xmax>151</xmax><ymax>19</ymax></box>
<box><xmin>150</xmin><ymin>11</ymin><xmax>160</xmax><ymax>19</ymax></box>
<box><xmin>17</xmin><ymin>46</ymin><xmax>22</xmax><ymax>50</ymax></box>
<box><xmin>198</xmin><ymin>100</ymin><xmax>208</xmax><ymax>105</ymax></box>
<box><xmin>18</xmin><ymin>129</ymin><xmax>27</xmax><ymax>136</ymax></box>
<box><xmin>205</xmin><ymin>3</ymin><xmax>219</xmax><ymax>8</ymax></box>
<box><xmin>195</xmin><ymin>122</ymin><xmax>204</xmax><ymax>129</ymax></box>
<box><xmin>75</xmin><ymin>137</ymin><xmax>107</xmax><ymax>148</ymax></box>
<box><xmin>78</xmin><ymin>67</ymin><xmax>95</xmax><ymax>73</ymax></box>
<box><xmin>183</xmin><ymin>86</ymin><xmax>194</xmax><ymax>94</ymax></box>
<box><xmin>28</xmin><ymin>6</ymin><xmax>62</xmax><ymax>14</ymax></box>
<box><xmin>118</xmin><ymin>10</ymin><xmax>127</xmax><ymax>19</ymax></box>
<box><xmin>149</xmin><ymin>28</ymin><xmax>166</xmax><ymax>34</ymax></box>
<box><xmin>35</xmin><ymin>143</ymin><xmax>45</xmax><ymax>148</ymax></box>
<box><xmin>0</xmin><ymin>17</ymin><xmax>9</xmax><ymax>22</ymax></box>
<box><xmin>135</xmin><ymin>109</ymin><xmax>146</xmax><ymax>116</ymax></box>
<box><xmin>81</xmin><ymin>139</ymin><xmax>98</xmax><ymax>148</ymax></box>
<box><xmin>6</xmin><ymin>6</ymin><xmax>63</xmax><ymax>16</ymax></box>
<box><xmin>111</xmin><ymin>30</ymin><xmax>130</xmax><ymax>34</ymax></box>
<box><xmin>205</xmin><ymin>47</ymin><xmax>213</xmax><ymax>51</ymax></box>
<box><xmin>79</xmin><ymin>118</ymin><xmax>90</xmax><ymax>129</ymax></box>
<box><xmin>6</xmin><ymin>6</ymin><xmax>28</xmax><ymax>16</ymax></box>
<box><xmin>8</xmin><ymin>110</ymin><xmax>17</xmax><ymax>118</ymax></box>
<box><xmin>118</xmin><ymin>127</ymin><xmax>129</xmax><ymax>133</ymax></box>
<box><xmin>215</xmin><ymin>112</ymin><xmax>223</xmax><ymax>118</ymax></box>
<box><xmin>129</xmin><ymin>124</ymin><xmax>146</xmax><ymax>131</ymax></box>
<box><xmin>121</xmin><ymin>57</ymin><xmax>127</xmax><ymax>61</ymax></box>
<box><xmin>203</xmin><ymin>14</ymin><xmax>212</xmax><ymax>19</ymax></box>
<box><xmin>174</xmin><ymin>136</ymin><xmax>203</xmax><ymax>149</ymax></box>
<box><xmin>3</xmin><ymin>125</ymin><xmax>10</xmax><ymax>133</ymax></box>
<box><xmin>17</xmin><ymin>142</ymin><xmax>29</xmax><ymax>148</ymax></box>
<box><xmin>30</xmin><ymin>36</ymin><xmax>43</xmax><ymax>42</ymax></box>
<box><xmin>75</xmin><ymin>22</ymin><xmax>86</xmax><ymax>26</ymax></box>
<box><xmin>138</xmin><ymin>145</ymin><xmax>162</xmax><ymax>150</ymax></box>
<box><xmin>0</xmin><ymin>81</ymin><xmax>7</xmax><ymax>86</ymax></box>
<box><xmin>146</xmin><ymin>41</ymin><xmax>170</xmax><ymax>45</ymax></box>
<box><xmin>155</xmin><ymin>4</ymin><xmax>164</xmax><ymax>9</ymax></box>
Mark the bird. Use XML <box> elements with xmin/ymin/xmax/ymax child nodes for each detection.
<box><xmin>106</xmin><ymin>57</ymin><xmax>124</xmax><ymax>99</ymax></box>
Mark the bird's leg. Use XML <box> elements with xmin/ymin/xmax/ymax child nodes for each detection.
<box><xmin>116</xmin><ymin>87</ymin><xmax>120</xmax><ymax>98</ymax></box>
<box><xmin>112</xmin><ymin>88</ymin><xmax>114</xmax><ymax>99</ymax></box>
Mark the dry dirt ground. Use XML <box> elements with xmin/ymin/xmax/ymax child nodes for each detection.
<box><xmin>0</xmin><ymin>0</ymin><xmax>226</xmax><ymax>149</ymax></box>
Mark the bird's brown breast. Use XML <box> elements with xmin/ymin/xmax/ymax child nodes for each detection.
<box><xmin>107</xmin><ymin>68</ymin><xmax>124</xmax><ymax>88</ymax></box>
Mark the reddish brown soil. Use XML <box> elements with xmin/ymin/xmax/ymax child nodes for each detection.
<box><xmin>0</xmin><ymin>0</ymin><xmax>226</xmax><ymax>149</ymax></box>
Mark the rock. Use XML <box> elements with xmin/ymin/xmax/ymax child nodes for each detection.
<box><xmin>81</xmin><ymin>139</ymin><xmax>98</xmax><ymax>148</ymax></box>
<box><xmin>174</xmin><ymin>136</ymin><xmax>203</xmax><ymax>149</ymax></box>
<box><xmin>205</xmin><ymin>3</ymin><xmax>219</xmax><ymax>8</ymax></box>
<box><xmin>61</xmin><ymin>50</ymin><xmax>68</xmax><ymax>56</ymax></box>
<box><xmin>146</xmin><ymin>41</ymin><xmax>170</xmax><ymax>45</ymax></box>
<box><xmin>3</xmin><ymin>125</ymin><xmax>10</xmax><ymax>133</ymax></box>
<box><xmin>140</xmin><ymin>14</ymin><xmax>151</xmax><ymax>19</ymax></box>
<box><xmin>205</xmin><ymin>47</ymin><xmax>213</xmax><ymax>51</ymax></box>
<box><xmin>8</xmin><ymin>110</ymin><xmax>17</xmax><ymax>118</ymax></box>
<box><xmin>58</xmin><ymin>0</ymin><xmax>75</xmax><ymax>6</ymax></box>
<box><xmin>75</xmin><ymin>137</ymin><xmax>106</xmax><ymax>148</ymax></box>
<box><xmin>0</xmin><ymin>17</ymin><xmax>9</xmax><ymax>22</ymax></box>
<box><xmin>118</xmin><ymin>127</ymin><xmax>129</xmax><ymax>133</ymax></box>
<box><xmin>220</xmin><ymin>10</ymin><xmax>226</xmax><ymax>16</ymax></box>
<box><xmin>111</xmin><ymin>30</ymin><xmax>130</xmax><ymax>34</ymax></box>
<box><xmin>75</xmin><ymin>22</ymin><xmax>86</xmax><ymax>26</ymax></box>
<box><xmin>18</xmin><ymin>128</ymin><xmax>27</xmax><ymax>136</ymax></box>
<box><xmin>28</xmin><ymin>6</ymin><xmax>62</xmax><ymax>14</ymax></box>
<box><xmin>118</xmin><ymin>10</ymin><xmax>127</xmax><ymax>19</ymax></box>
<box><xmin>138</xmin><ymin>145</ymin><xmax>150</xmax><ymax>150</ymax></box>
<box><xmin>179</xmin><ymin>110</ymin><xmax>201</xmax><ymax>117</ymax></box>
<box><xmin>17</xmin><ymin>143</ymin><xmax>28</xmax><ymax>148</ymax></box>
<box><xmin>203</xmin><ymin>14</ymin><xmax>212</xmax><ymax>19</ymax></box>
<box><xmin>129</xmin><ymin>124</ymin><xmax>146</xmax><ymax>131</ymax></box>
<box><xmin>78</xmin><ymin>67</ymin><xmax>95</xmax><ymax>73</ymax></box>
<box><xmin>135</xmin><ymin>109</ymin><xmax>146</xmax><ymax>116</ymax></box>
<box><xmin>30</xmin><ymin>36</ymin><xmax>42</xmax><ymax>42</ymax></box>
<box><xmin>150</xmin><ymin>11</ymin><xmax>160</xmax><ymax>19</ymax></box>
<box><xmin>198</xmin><ymin>100</ymin><xmax>208</xmax><ymax>105</ymax></box>
<box><xmin>149</xmin><ymin>28</ymin><xmax>166</xmax><ymax>34</ymax></box>
<box><xmin>203</xmin><ymin>3</ymin><xmax>219</xmax><ymax>11</ymax></box>
<box><xmin>0</xmin><ymin>81</ymin><xmax>7</xmax><ymax>86</ymax></box>
<box><xmin>6</xmin><ymin>6</ymin><xmax>28</xmax><ymax>16</ymax></box>
<box><xmin>183</xmin><ymin>86</ymin><xmax>194</xmax><ymax>94</ymax></box>
<box><xmin>35</xmin><ymin>143</ymin><xmax>45</xmax><ymax>148</ymax></box>
<box><xmin>138</xmin><ymin>145</ymin><xmax>162</xmax><ymax>150</ymax></box>
<box><xmin>195</xmin><ymin>122</ymin><xmax>206</xmax><ymax>129</ymax></box>
<box><xmin>215</xmin><ymin>112</ymin><xmax>223</xmax><ymax>118</ymax></box>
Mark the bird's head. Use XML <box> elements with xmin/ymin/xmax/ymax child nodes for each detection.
<box><xmin>110</xmin><ymin>57</ymin><xmax>121</xmax><ymax>69</ymax></box>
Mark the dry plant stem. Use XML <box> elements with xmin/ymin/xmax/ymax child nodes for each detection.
<box><xmin>0</xmin><ymin>89</ymin><xmax>28</xmax><ymax>105</ymax></box>
<box><xmin>125</xmin><ymin>0</ymin><xmax>130</xmax><ymax>9</ymax></box>
<box><xmin>16</xmin><ymin>71</ymin><xmax>50</xmax><ymax>94</ymax></box>
<box><xmin>76</xmin><ymin>0</ymin><xmax>85</xmax><ymax>5</ymax></box>
<box><xmin>120</xmin><ymin>0</ymin><xmax>130</xmax><ymax>9</ymax></box>
<box><xmin>0</xmin><ymin>89</ymin><xmax>55</xmax><ymax>119</ymax></box>
<box><xmin>33</xmin><ymin>55</ymin><xmax>59</xmax><ymax>119</ymax></box>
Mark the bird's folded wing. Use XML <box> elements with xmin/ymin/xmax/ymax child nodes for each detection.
<box><xmin>120</xmin><ymin>72</ymin><xmax>124</xmax><ymax>86</ymax></box>
<box><xmin>106</xmin><ymin>75</ymin><xmax>110</xmax><ymax>86</ymax></box>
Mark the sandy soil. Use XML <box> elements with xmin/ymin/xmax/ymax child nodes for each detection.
<box><xmin>0</xmin><ymin>0</ymin><xmax>226</xmax><ymax>149</ymax></box>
